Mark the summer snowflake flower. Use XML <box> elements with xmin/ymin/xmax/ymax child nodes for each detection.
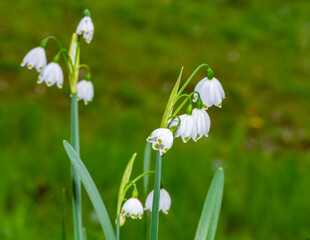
<box><xmin>121</xmin><ymin>198</ymin><xmax>144</xmax><ymax>219</ymax></box>
<box><xmin>76</xmin><ymin>16</ymin><xmax>94</xmax><ymax>44</ymax></box>
<box><xmin>77</xmin><ymin>80</ymin><xmax>94</xmax><ymax>105</ymax></box>
<box><xmin>147</xmin><ymin>128</ymin><xmax>174</xmax><ymax>156</ymax></box>
<box><xmin>145</xmin><ymin>189</ymin><xmax>171</xmax><ymax>214</ymax></box>
<box><xmin>192</xmin><ymin>108</ymin><xmax>211</xmax><ymax>140</ymax></box>
<box><xmin>37</xmin><ymin>62</ymin><xmax>63</xmax><ymax>88</ymax></box>
<box><xmin>21</xmin><ymin>47</ymin><xmax>47</xmax><ymax>72</ymax></box>
<box><xmin>193</xmin><ymin>77</ymin><xmax>225</xmax><ymax>109</ymax></box>
<box><xmin>169</xmin><ymin>114</ymin><xmax>198</xmax><ymax>143</ymax></box>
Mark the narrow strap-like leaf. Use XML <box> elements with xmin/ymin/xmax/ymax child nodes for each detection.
<box><xmin>194</xmin><ymin>168</ymin><xmax>224</xmax><ymax>240</ymax></box>
<box><xmin>63</xmin><ymin>141</ymin><xmax>116</xmax><ymax>240</ymax></box>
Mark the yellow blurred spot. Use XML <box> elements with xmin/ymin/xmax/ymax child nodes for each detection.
<box><xmin>249</xmin><ymin>116</ymin><xmax>264</xmax><ymax>129</ymax></box>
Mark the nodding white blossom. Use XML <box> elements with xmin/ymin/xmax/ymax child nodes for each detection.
<box><xmin>77</xmin><ymin>80</ymin><xmax>94</xmax><ymax>105</ymax></box>
<box><xmin>37</xmin><ymin>62</ymin><xmax>63</xmax><ymax>88</ymax></box>
<box><xmin>192</xmin><ymin>108</ymin><xmax>211</xmax><ymax>140</ymax></box>
<box><xmin>21</xmin><ymin>47</ymin><xmax>47</xmax><ymax>72</ymax></box>
<box><xmin>145</xmin><ymin>189</ymin><xmax>171</xmax><ymax>214</ymax></box>
<box><xmin>169</xmin><ymin>114</ymin><xmax>198</xmax><ymax>143</ymax></box>
<box><xmin>121</xmin><ymin>198</ymin><xmax>144</xmax><ymax>219</ymax></box>
<box><xmin>147</xmin><ymin>128</ymin><xmax>174</xmax><ymax>156</ymax></box>
<box><xmin>193</xmin><ymin>77</ymin><xmax>225</xmax><ymax>109</ymax></box>
<box><xmin>76</xmin><ymin>16</ymin><xmax>94</xmax><ymax>44</ymax></box>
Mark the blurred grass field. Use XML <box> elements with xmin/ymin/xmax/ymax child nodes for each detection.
<box><xmin>1</xmin><ymin>0</ymin><xmax>310</xmax><ymax>239</ymax></box>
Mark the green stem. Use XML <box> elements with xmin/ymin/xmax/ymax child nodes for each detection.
<box><xmin>123</xmin><ymin>171</ymin><xmax>155</xmax><ymax>194</ymax></box>
<box><xmin>172</xmin><ymin>91</ymin><xmax>198</xmax><ymax>116</ymax></box>
<box><xmin>150</xmin><ymin>152</ymin><xmax>162</xmax><ymax>240</ymax></box>
<box><xmin>71</xmin><ymin>93</ymin><xmax>83</xmax><ymax>240</ymax></box>
<box><xmin>174</xmin><ymin>63</ymin><xmax>209</xmax><ymax>104</ymax></box>
<box><xmin>41</xmin><ymin>36</ymin><xmax>72</xmax><ymax>77</ymax></box>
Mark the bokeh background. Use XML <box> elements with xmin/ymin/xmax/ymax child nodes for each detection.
<box><xmin>1</xmin><ymin>0</ymin><xmax>310</xmax><ymax>239</ymax></box>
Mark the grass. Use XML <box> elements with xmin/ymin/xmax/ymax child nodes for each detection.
<box><xmin>1</xmin><ymin>0</ymin><xmax>310</xmax><ymax>239</ymax></box>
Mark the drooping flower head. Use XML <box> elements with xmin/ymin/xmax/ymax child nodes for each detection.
<box><xmin>193</xmin><ymin>68</ymin><xmax>225</xmax><ymax>109</ymax></box>
<box><xmin>193</xmin><ymin>77</ymin><xmax>225</xmax><ymax>109</ymax></box>
<box><xmin>169</xmin><ymin>104</ymin><xmax>198</xmax><ymax>143</ymax></box>
<box><xmin>21</xmin><ymin>47</ymin><xmax>47</xmax><ymax>72</ymax></box>
<box><xmin>37</xmin><ymin>62</ymin><xmax>63</xmax><ymax>88</ymax></box>
<box><xmin>147</xmin><ymin>128</ymin><xmax>174</xmax><ymax>156</ymax></box>
<box><xmin>77</xmin><ymin>80</ymin><xmax>94</xmax><ymax>105</ymax></box>
<box><xmin>191</xmin><ymin>108</ymin><xmax>211</xmax><ymax>140</ymax></box>
<box><xmin>145</xmin><ymin>188</ymin><xmax>171</xmax><ymax>214</ymax></box>
<box><xmin>76</xmin><ymin>10</ymin><xmax>94</xmax><ymax>44</ymax></box>
<box><xmin>121</xmin><ymin>198</ymin><xmax>144</xmax><ymax>219</ymax></box>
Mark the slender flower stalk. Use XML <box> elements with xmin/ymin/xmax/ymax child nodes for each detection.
<box><xmin>150</xmin><ymin>152</ymin><xmax>162</xmax><ymax>240</ymax></box>
<box><xmin>69</xmin><ymin>33</ymin><xmax>83</xmax><ymax>240</ymax></box>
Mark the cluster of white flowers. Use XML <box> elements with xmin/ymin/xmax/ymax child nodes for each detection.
<box><xmin>147</xmin><ymin>75</ymin><xmax>224</xmax><ymax>156</ymax></box>
<box><xmin>120</xmin><ymin>188</ymin><xmax>171</xmax><ymax>220</ymax></box>
<box><xmin>21</xmin><ymin>12</ymin><xmax>95</xmax><ymax>105</ymax></box>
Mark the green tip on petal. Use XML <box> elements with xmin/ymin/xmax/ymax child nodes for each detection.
<box><xmin>196</xmin><ymin>133</ymin><xmax>200</xmax><ymax>139</ymax></box>
<box><xmin>184</xmin><ymin>136</ymin><xmax>189</xmax><ymax>142</ymax></box>
<box><xmin>154</xmin><ymin>143</ymin><xmax>159</xmax><ymax>149</ymax></box>
<box><xmin>164</xmin><ymin>148</ymin><xmax>169</xmax><ymax>152</ymax></box>
<box><xmin>203</xmin><ymin>104</ymin><xmax>208</xmax><ymax>109</ymax></box>
<box><xmin>121</xmin><ymin>210</ymin><xmax>125</xmax><ymax>215</ymax></box>
<box><xmin>218</xmin><ymin>102</ymin><xmax>222</xmax><ymax>107</ymax></box>
<box><xmin>158</xmin><ymin>139</ymin><xmax>162</xmax><ymax>144</ymax></box>
<box><xmin>131</xmin><ymin>213</ymin><xmax>137</xmax><ymax>218</ymax></box>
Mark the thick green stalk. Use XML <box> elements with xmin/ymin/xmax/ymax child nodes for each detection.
<box><xmin>71</xmin><ymin>93</ymin><xmax>83</xmax><ymax>240</ymax></box>
<box><xmin>150</xmin><ymin>152</ymin><xmax>162</xmax><ymax>240</ymax></box>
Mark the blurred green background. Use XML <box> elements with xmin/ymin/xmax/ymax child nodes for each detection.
<box><xmin>1</xmin><ymin>0</ymin><xmax>310</xmax><ymax>239</ymax></box>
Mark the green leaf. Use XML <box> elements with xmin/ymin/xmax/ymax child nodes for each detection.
<box><xmin>150</xmin><ymin>151</ymin><xmax>162</xmax><ymax>240</ymax></box>
<box><xmin>143</xmin><ymin>142</ymin><xmax>152</xmax><ymax>195</ymax></box>
<box><xmin>194</xmin><ymin>168</ymin><xmax>224</xmax><ymax>240</ymax></box>
<box><xmin>63</xmin><ymin>141</ymin><xmax>116</xmax><ymax>240</ymax></box>
<box><xmin>116</xmin><ymin>152</ymin><xmax>137</xmax><ymax>215</ymax></box>
<box><xmin>160</xmin><ymin>67</ymin><xmax>183</xmax><ymax>128</ymax></box>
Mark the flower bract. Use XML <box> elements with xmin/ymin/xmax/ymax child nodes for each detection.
<box><xmin>146</xmin><ymin>128</ymin><xmax>174</xmax><ymax>156</ymax></box>
<box><xmin>76</xmin><ymin>16</ymin><xmax>94</xmax><ymax>44</ymax></box>
<box><xmin>77</xmin><ymin>80</ymin><xmax>94</xmax><ymax>105</ymax></box>
<box><xmin>37</xmin><ymin>62</ymin><xmax>63</xmax><ymax>88</ymax></box>
<box><xmin>145</xmin><ymin>189</ymin><xmax>171</xmax><ymax>214</ymax></box>
<box><xmin>169</xmin><ymin>114</ymin><xmax>198</xmax><ymax>143</ymax></box>
<box><xmin>192</xmin><ymin>108</ymin><xmax>211</xmax><ymax>140</ymax></box>
<box><xmin>121</xmin><ymin>198</ymin><xmax>144</xmax><ymax>219</ymax></box>
<box><xmin>21</xmin><ymin>47</ymin><xmax>47</xmax><ymax>72</ymax></box>
<box><xmin>193</xmin><ymin>77</ymin><xmax>225</xmax><ymax>108</ymax></box>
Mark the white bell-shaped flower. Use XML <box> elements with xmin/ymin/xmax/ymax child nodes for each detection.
<box><xmin>193</xmin><ymin>77</ymin><xmax>225</xmax><ymax>109</ymax></box>
<box><xmin>145</xmin><ymin>189</ymin><xmax>171</xmax><ymax>214</ymax></box>
<box><xmin>21</xmin><ymin>47</ymin><xmax>47</xmax><ymax>72</ymax></box>
<box><xmin>169</xmin><ymin>114</ymin><xmax>198</xmax><ymax>143</ymax></box>
<box><xmin>121</xmin><ymin>198</ymin><xmax>144</xmax><ymax>219</ymax></box>
<box><xmin>37</xmin><ymin>62</ymin><xmax>63</xmax><ymax>88</ymax></box>
<box><xmin>77</xmin><ymin>80</ymin><xmax>94</xmax><ymax>105</ymax></box>
<box><xmin>192</xmin><ymin>108</ymin><xmax>211</xmax><ymax>140</ymax></box>
<box><xmin>76</xmin><ymin>16</ymin><xmax>94</xmax><ymax>44</ymax></box>
<box><xmin>147</xmin><ymin>128</ymin><xmax>174</xmax><ymax>156</ymax></box>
